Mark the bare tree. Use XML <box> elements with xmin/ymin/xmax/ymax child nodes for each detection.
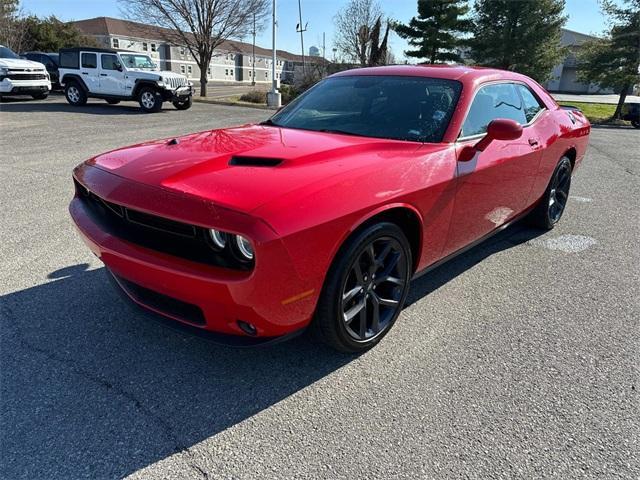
<box><xmin>120</xmin><ymin>0</ymin><xmax>269</xmax><ymax>96</ymax></box>
<box><xmin>333</xmin><ymin>0</ymin><xmax>382</xmax><ymax>66</ymax></box>
<box><xmin>0</xmin><ymin>0</ymin><xmax>28</xmax><ymax>52</ymax></box>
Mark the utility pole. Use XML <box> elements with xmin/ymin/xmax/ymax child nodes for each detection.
<box><xmin>322</xmin><ymin>32</ymin><xmax>326</xmax><ymax>76</ymax></box>
<box><xmin>296</xmin><ymin>0</ymin><xmax>307</xmax><ymax>74</ymax></box>
<box><xmin>267</xmin><ymin>0</ymin><xmax>281</xmax><ymax>108</ymax></box>
<box><xmin>251</xmin><ymin>12</ymin><xmax>256</xmax><ymax>86</ymax></box>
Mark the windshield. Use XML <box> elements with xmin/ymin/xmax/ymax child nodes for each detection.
<box><xmin>119</xmin><ymin>54</ymin><xmax>157</xmax><ymax>70</ymax></box>
<box><xmin>270</xmin><ymin>75</ymin><xmax>462</xmax><ymax>143</ymax></box>
<box><xmin>0</xmin><ymin>46</ymin><xmax>20</xmax><ymax>59</ymax></box>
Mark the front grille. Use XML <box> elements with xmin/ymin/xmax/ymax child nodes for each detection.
<box><xmin>114</xmin><ymin>273</ymin><xmax>206</xmax><ymax>325</ymax></box>
<box><xmin>166</xmin><ymin>76</ymin><xmax>186</xmax><ymax>89</ymax></box>
<box><xmin>75</xmin><ymin>179</ymin><xmax>252</xmax><ymax>270</ymax></box>
<box><xmin>6</xmin><ymin>73</ymin><xmax>47</xmax><ymax>80</ymax></box>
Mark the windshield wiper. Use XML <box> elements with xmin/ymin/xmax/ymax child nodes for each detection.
<box><xmin>317</xmin><ymin>128</ymin><xmax>360</xmax><ymax>136</ymax></box>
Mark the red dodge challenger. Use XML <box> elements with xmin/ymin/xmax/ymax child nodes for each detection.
<box><xmin>70</xmin><ymin>65</ymin><xmax>590</xmax><ymax>352</ymax></box>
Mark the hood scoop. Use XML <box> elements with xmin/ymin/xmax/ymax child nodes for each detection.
<box><xmin>228</xmin><ymin>156</ymin><xmax>283</xmax><ymax>167</ymax></box>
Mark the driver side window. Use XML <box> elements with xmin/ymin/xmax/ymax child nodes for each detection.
<box><xmin>462</xmin><ymin>83</ymin><xmax>527</xmax><ymax>137</ymax></box>
<box><xmin>101</xmin><ymin>54</ymin><xmax>120</xmax><ymax>70</ymax></box>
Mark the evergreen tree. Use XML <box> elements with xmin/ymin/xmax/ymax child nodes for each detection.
<box><xmin>21</xmin><ymin>16</ymin><xmax>98</xmax><ymax>51</ymax></box>
<box><xmin>394</xmin><ymin>0</ymin><xmax>472</xmax><ymax>64</ymax></box>
<box><xmin>469</xmin><ymin>0</ymin><xmax>567</xmax><ymax>81</ymax></box>
<box><xmin>577</xmin><ymin>0</ymin><xmax>640</xmax><ymax>119</ymax></box>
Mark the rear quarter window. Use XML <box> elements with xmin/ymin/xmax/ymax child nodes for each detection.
<box><xmin>59</xmin><ymin>51</ymin><xmax>79</xmax><ymax>69</ymax></box>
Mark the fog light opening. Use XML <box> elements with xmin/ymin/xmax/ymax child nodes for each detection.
<box><xmin>237</xmin><ymin>320</ymin><xmax>257</xmax><ymax>336</ymax></box>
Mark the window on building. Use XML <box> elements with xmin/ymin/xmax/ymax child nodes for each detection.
<box><xmin>112</xmin><ymin>38</ymin><xmax>119</xmax><ymax>48</ymax></box>
<box><xmin>142</xmin><ymin>42</ymin><xmax>148</xmax><ymax>51</ymax></box>
<box><xmin>207</xmin><ymin>67</ymin><xmax>211</xmax><ymax>76</ymax></box>
<box><xmin>187</xmin><ymin>65</ymin><xmax>192</xmax><ymax>76</ymax></box>
<box><xmin>179</xmin><ymin>47</ymin><xmax>186</xmax><ymax>55</ymax></box>
<box><xmin>151</xmin><ymin>43</ymin><xmax>157</xmax><ymax>52</ymax></box>
<box><xmin>180</xmin><ymin>64</ymin><xmax>186</xmax><ymax>74</ymax></box>
<box><xmin>81</xmin><ymin>52</ymin><xmax>97</xmax><ymax>69</ymax></box>
<box><xmin>248</xmin><ymin>70</ymin><xmax>252</xmax><ymax>77</ymax></box>
<box><xmin>265</xmin><ymin>71</ymin><xmax>268</xmax><ymax>78</ymax></box>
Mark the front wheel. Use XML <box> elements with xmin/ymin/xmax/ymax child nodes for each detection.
<box><xmin>311</xmin><ymin>222</ymin><xmax>412</xmax><ymax>353</ymax></box>
<box><xmin>632</xmin><ymin>120</ymin><xmax>640</xmax><ymax>129</ymax></box>
<box><xmin>529</xmin><ymin>156</ymin><xmax>572</xmax><ymax>230</ymax></box>
<box><xmin>138</xmin><ymin>87</ymin><xmax>163</xmax><ymax>113</ymax></box>
<box><xmin>172</xmin><ymin>96</ymin><xmax>192</xmax><ymax>110</ymax></box>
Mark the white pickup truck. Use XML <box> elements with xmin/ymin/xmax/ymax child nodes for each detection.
<box><xmin>0</xmin><ymin>45</ymin><xmax>51</xmax><ymax>99</ymax></box>
<box><xmin>58</xmin><ymin>47</ymin><xmax>193</xmax><ymax>113</ymax></box>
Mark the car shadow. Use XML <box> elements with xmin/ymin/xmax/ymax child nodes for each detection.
<box><xmin>1</xmin><ymin>221</ymin><xmax>543</xmax><ymax>478</ymax></box>
<box><xmin>0</xmin><ymin>96</ymin><xmax>165</xmax><ymax>116</ymax></box>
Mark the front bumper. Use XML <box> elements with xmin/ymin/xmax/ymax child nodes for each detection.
<box><xmin>162</xmin><ymin>84</ymin><xmax>193</xmax><ymax>101</ymax></box>
<box><xmin>0</xmin><ymin>78</ymin><xmax>51</xmax><ymax>94</ymax></box>
<box><xmin>69</xmin><ymin>165</ymin><xmax>318</xmax><ymax>340</ymax></box>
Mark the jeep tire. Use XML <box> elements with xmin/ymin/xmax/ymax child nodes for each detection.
<box><xmin>138</xmin><ymin>86</ymin><xmax>163</xmax><ymax>113</ymax></box>
<box><xmin>65</xmin><ymin>82</ymin><xmax>87</xmax><ymax>106</ymax></box>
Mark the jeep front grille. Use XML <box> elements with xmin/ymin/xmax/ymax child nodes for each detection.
<box><xmin>166</xmin><ymin>77</ymin><xmax>186</xmax><ymax>89</ymax></box>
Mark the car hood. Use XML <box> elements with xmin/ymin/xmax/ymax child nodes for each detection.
<box><xmin>87</xmin><ymin>125</ymin><xmax>440</xmax><ymax>213</ymax></box>
<box><xmin>0</xmin><ymin>57</ymin><xmax>45</xmax><ymax>69</ymax></box>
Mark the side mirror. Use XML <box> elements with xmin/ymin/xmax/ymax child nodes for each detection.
<box><xmin>458</xmin><ymin>118</ymin><xmax>523</xmax><ymax>162</ymax></box>
<box><xmin>115</xmin><ymin>63</ymin><xmax>123</xmax><ymax>72</ymax></box>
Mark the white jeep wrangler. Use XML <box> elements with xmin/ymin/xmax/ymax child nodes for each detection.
<box><xmin>58</xmin><ymin>47</ymin><xmax>193</xmax><ymax>113</ymax></box>
<box><xmin>0</xmin><ymin>44</ymin><xmax>51</xmax><ymax>99</ymax></box>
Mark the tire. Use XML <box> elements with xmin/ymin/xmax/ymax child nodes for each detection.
<box><xmin>138</xmin><ymin>86</ymin><xmax>163</xmax><ymax>113</ymax></box>
<box><xmin>31</xmin><ymin>92</ymin><xmax>48</xmax><ymax>100</ymax></box>
<box><xmin>311</xmin><ymin>222</ymin><xmax>412</xmax><ymax>353</ymax></box>
<box><xmin>172</xmin><ymin>96</ymin><xmax>192</xmax><ymax>110</ymax></box>
<box><xmin>106</xmin><ymin>99</ymin><xmax>120</xmax><ymax>105</ymax></box>
<box><xmin>529</xmin><ymin>156</ymin><xmax>572</xmax><ymax>230</ymax></box>
<box><xmin>64</xmin><ymin>82</ymin><xmax>87</xmax><ymax>106</ymax></box>
<box><xmin>632</xmin><ymin>120</ymin><xmax>640</xmax><ymax>129</ymax></box>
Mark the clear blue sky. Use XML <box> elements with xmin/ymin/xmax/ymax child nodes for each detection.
<box><xmin>20</xmin><ymin>0</ymin><xmax>614</xmax><ymax>60</ymax></box>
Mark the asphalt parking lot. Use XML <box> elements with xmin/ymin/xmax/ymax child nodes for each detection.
<box><xmin>1</xmin><ymin>95</ymin><xmax>638</xmax><ymax>479</ymax></box>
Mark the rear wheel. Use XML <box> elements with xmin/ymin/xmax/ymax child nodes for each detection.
<box><xmin>632</xmin><ymin>120</ymin><xmax>640</xmax><ymax>129</ymax></box>
<box><xmin>64</xmin><ymin>82</ymin><xmax>87</xmax><ymax>106</ymax></box>
<box><xmin>312</xmin><ymin>222</ymin><xmax>412</xmax><ymax>353</ymax></box>
<box><xmin>138</xmin><ymin>87</ymin><xmax>163</xmax><ymax>113</ymax></box>
<box><xmin>529</xmin><ymin>156</ymin><xmax>572</xmax><ymax>230</ymax></box>
<box><xmin>172</xmin><ymin>96</ymin><xmax>192</xmax><ymax>110</ymax></box>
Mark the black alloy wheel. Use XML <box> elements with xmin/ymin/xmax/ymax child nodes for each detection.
<box><xmin>312</xmin><ymin>222</ymin><xmax>412</xmax><ymax>352</ymax></box>
<box><xmin>530</xmin><ymin>156</ymin><xmax>572</xmax><ymax>230</ymax></box>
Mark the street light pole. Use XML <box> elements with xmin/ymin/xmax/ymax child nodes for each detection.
<box><xmin>251</xmin><ymin>12</ymin><xmax>256</xmax><ymax>86</ymax></box>
<box><xmin>267</xmin><ymin>0</ymin><xmax>281</xmax><ymax>108</ymax></box>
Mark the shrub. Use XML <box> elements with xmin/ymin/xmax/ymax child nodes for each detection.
<box><xmin>239</xmin><ymin>90</ymin><xmax>267</xmax><ymax>104</ymax></box>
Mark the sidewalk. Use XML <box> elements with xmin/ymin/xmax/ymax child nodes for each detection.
<box><xmin>551</xmin><ymin>93</ymin><xmax>640</xmax><ymax>104</ymax></box>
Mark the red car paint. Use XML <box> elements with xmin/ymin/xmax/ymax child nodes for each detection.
<box><xmin>69</xmin><ymin>65</ymin><xmax>590</xmax><ymax>340</ymax></box>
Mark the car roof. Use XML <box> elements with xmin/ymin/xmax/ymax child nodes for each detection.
<box><xmin>58</xmin><ymin>47</ymin><xmax>137</xmax><ymax>54</ymax></box>
<box><xmin>331</xmin><ymin>64</ymin><xmax>531</xmax><ymax>84</ymax></box>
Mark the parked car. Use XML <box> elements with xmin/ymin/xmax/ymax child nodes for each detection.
<box><xmin>621</xmin><ymin>102</ymin><xmax>640</xmax><ymax>128</ymax></box>
<box><xmin>23</xmin><ymin>51</ymin><xmax>60</xmax><ymax>89</ymax></box>
<box><xmin>69</xmin><ymin>65</ymin><xmax>591</xmax><ymax>352</ymax></box>
<box><xmin>0</xmin><ymin>44</ymin><xmax>50</xmax><ymax>99</ymax></box>
<box><xmin>58</xmin><ymin>47</ymin><xmax>193</xmax><ymax>112</ymax></box>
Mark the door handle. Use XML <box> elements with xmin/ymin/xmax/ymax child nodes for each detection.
<box><xmin>81</xmin><ymin>72</ymin><xmax>88</xmax><ymax>75</ymax></box>
<box><xmin>100</xmin><ymin>73</ymin><xmax>108</xmax><ymax>76</ymax></box>
<box><xmin>528</xmin><ymin>138</ymin><xmax>539</xmax><ymax>147</ymax></box>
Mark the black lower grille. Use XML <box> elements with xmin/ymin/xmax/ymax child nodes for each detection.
<box><xmin>115</xmin><ymin>274</ymin><xmax>206</xmax><ymax>325</ymax></box>
<box><xmin>75</xmin><ymin>180</ymin><xmax>251</xmax><ymax>270</ymax></box>
<box><xmin>6</xmin><ymin>74</ymin><xmax>47</xmax><ymax>80</ymax></box>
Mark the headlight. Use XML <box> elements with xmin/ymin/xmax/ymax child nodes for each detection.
<box><xmin>208</xmin><ymin>229</ymin><xmax>227</xmax><ymax>249</ymax></box>
<box><xmin>0</xmin><ymin>67</ymin><xmax>8</xmax><ymax>75</ymax></box>
<box><xmin>208</xmin><ymin>228</ymin><xmax>254</xmax><ymax>262</ymax></box>
<box><xmin>235</xmin><ymin>235</ymin><xmax>254</xmax><ymax>260</ymax></box>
